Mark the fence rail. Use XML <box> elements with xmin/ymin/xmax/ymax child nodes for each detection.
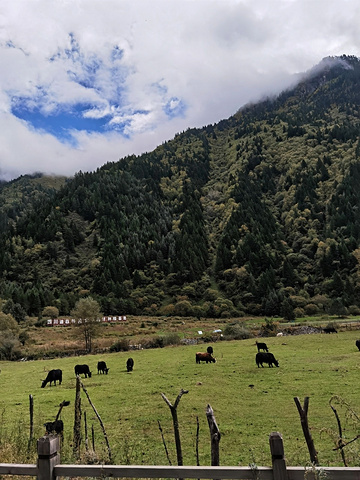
<box><xmin>0</xmin><ymin>433</ymin><xmax>360</xmax><ymax>480</ymax></box>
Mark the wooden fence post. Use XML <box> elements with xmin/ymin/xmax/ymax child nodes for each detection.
<box><xmin>37</xmin><ymin>435</ymin><xmax>60</xmax><ymax>480</ymax></box>
<box><xmin>161</xmin><ymin>389</ymin><xmax>189</xmax><ymax>467</ymax></box>
<box><xmin>294</xmin><ymin>396</ymin><xmax>319</xmax><ymax>465</ymax></box>
<box><xmin>269</xmin><ymin>432</ymin><xmax>287</xmax><ymax>480</ymax></box>
<box><xmin>206</xmin><ymin>404</ymin><xmax>221</xmax><ymax>466</ymax></box>
<box><xmin>73</xmin><ymin>375</ymin><xmax>82</xmax><ymax>459</ymax></box>
<box><xmin>28</xmin><ymin>394</ymin><xmax>34</xmax><ymax>451</ymax></box>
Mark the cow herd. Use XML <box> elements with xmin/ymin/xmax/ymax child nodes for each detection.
<box><xmin>196</xmin><ymin>337</ymin><xmax>360</xmax><ymax>369</ymax></box>
<box><xmin>41</xmin><ymin>337</ymin><xmax>360</xmax><ymax>387</ymax></box>
<box><xmin>195</xmin><ymin>341</ymin><xmax>280</xmax><ymax>369</ymax></box>
<box><xmin>40</xmin><ymin>358</ymin><xmax>134</xmax><ymax>388</ymax></box>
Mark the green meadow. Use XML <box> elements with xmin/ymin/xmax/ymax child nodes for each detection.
<box><xmin>1</xmin><ymin>330</ymin><xmax>360</xmax><ymax>467</ymax></box>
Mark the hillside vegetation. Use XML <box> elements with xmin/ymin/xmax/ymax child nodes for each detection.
<box><xmin>1</xmin><ymin>55</ymin><xmax>360</xmax><ymax>321</ymax></box>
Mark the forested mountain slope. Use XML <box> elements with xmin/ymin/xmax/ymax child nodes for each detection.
<box><xmin>1</xmin><ymin>55</ymin><xmax>360</xmax><ymax>320</ymax></box>
<box><xmin>0</xmin><ymin>174</ymin><xmax>66</xmax><ymax>233</ymax></box>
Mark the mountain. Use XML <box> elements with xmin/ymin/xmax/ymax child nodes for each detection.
<box><xmin>1</xmin><ymin>55</ymin><xmax>360</xmax><ymax>320</ymax></box>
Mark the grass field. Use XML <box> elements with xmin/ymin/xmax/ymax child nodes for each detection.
<box><xmin>1</xmin><ymin>329</ymin><xmax>360</xmax><ymax>468</ymax></box>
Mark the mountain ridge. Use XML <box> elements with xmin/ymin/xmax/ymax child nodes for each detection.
<box><xmin>1</xmin><ymin>55</ymin><xmax>360</xmax><ymax>320</ymax></box>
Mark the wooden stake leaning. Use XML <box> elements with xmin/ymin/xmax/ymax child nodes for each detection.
<box><xmin>80</xmin><ymin>380</ymin><xmax>112</xmax><ymax>463</ymax></box>
<box><xmin>294</xmin><ymin>396</ymin><xmax>319</xmax><ymax>466</ymax></box>
<box><xmin>158</xmin><ymin>420</ymin><xmax>172</xmax><ymax>466</ymax></box>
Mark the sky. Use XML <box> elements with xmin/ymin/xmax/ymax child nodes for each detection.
<box><xmin>1</xmin><ymin>0</ymin><xmax>360</xmax><ymax>181</ymax></box>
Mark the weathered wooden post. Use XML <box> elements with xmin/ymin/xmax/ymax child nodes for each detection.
<box><xmin>206</xmin><ymin>404</ymin><xmax>221</xmax><ymax>466</ymax></box>
<box><xmin>161</xmin><ymin>389</ymin><xmax>189</xmax><ymax>467</ymax></box>
<box><xmin>269</xmin><ymin>432</ymin><xmax>287</xmax><ymax>480</ymax></box>
<box><xmin>29</xmin><ymin>394</ymin><xmax>34</xmax><ymax>442</ymax></box>
<box><xmin>28</xmin><ymin>394</ymin><xmax>34</xmax><ymax>452</ymax></box>
<box><xmin>73</xmin><ymin>375</ymin><xmax>82</xmax><ymax>458</ymax></box>
<box><xmin>37</xmin><ymin>435</ymin><xmax>60</xmax><ymax>480</ymax></box>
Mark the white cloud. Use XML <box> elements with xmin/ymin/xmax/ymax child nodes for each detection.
<box><xmin>0</xmin><ymin>0</ymin><xmax>360</xmax><ymax>180</ymax></box>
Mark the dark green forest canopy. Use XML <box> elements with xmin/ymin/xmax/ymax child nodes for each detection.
<box><xmin>1</xmin><ymin>55</ymin><xmax>360</xmax><ymax>319</ymax></box>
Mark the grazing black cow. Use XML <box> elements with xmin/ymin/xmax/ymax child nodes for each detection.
<box><xmin>97</xmin><ymin>361</ymin><xmax>109</xmax><ymax>374</ymax></box>
<box><xmin>41</xmin><ymin>369</ymin><xmax>62</xmax><ymax>388</ymax></box>
<box><xmin>256</xmin><ymin>352</ymin><xmax>279</xmax><ymax>368</ymax></box>
<box><xmin>356</xmin><ymin>340</ymin><xmax>360</xmax><ymax>351</ymax></box>
<box><xmin>74</xmin><ymin>364</ymin><xmax>92</xmax><ymax>378</ymax></box>
<box><xmin>207</xmin><ymin>346</ymin><xmax>214</xmax><ymax>355</ymax></box>
<box><xmin>126</xmin><ymin>358</ymin><xmax>134</xmax><ymax>372</ymax></box>
<box><xmin>196</xmin><ymin>352</ymin><xmax>216</xmax><ymax>364</ymax></box>
<box><xmin>323</xmin><ymin>327</ymin><xmax>337</xmax><ymax>334</ymax></box>
<box><xmin>44</xmin><ymin>419</ymin><xmax>64</xmax><ymax>435</ymax></box>
<box><xmin>256</xmin><ymin>341</ymin><xmax>269</xmax><ymax>352</ymax></box>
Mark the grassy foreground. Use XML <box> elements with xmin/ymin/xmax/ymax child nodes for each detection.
<box><xmin>1</xmin><ymin>329</ymin><xmax>360</xmax><ymax>467</ymax></box>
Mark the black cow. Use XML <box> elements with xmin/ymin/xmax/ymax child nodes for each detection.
<box><xmin>44</xmin><ymin>419</ymin><xmax>64</xmax><ymax>435</ymax></box>
<box><xmin>41</xmin><ymin>369</ymin><xmax>62</xmax><ymax>388</ymax></box>
<box><xmin>207</xmin><ymin>346</ymin><xmax>214</xmax><ymax>354</ymax></box>
<box><xmin>256</xmin><ymin>352</ymin><xmax>279</xmax><ymax>368</ymax></box>
<box><xmin>356</xmin><ymin>340</ymin><xmax>360</xmax><ymax>351</ymax></box>
<box><xmin>196</xmin><ymin>352</ymin><xmax>216</xmax><ymax>364</ymax></box>
<box><xmin>323</xmin><ymin>327</ymin><xmax>337</xmax><ymax>334</ymax></box>
<box><xmin>97</xmin><ymin>361</ymin><xmax>109</xmax><ymax>374</ymax></box>
<box><xmin>256</xmin><ymin>341</ymin><xmax>269</xmax><ymax>352</ymax></box>
<box><xmin>74</xmin><ymin>364</ymin><xmax>92</xmax><ymax>378</ymax></box>
<box><xmin>126</xmin><ymin>358</ymin><xmax>134</xmax><ymax>372</ymax></box>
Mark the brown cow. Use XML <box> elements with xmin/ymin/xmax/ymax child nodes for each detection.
<box><xmin>196</xmin><ymin>352</ymin><xmax>216</xmax><ymax>364</ymax></box>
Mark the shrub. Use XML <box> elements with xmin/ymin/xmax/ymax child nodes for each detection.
<box><xmin>159</xmin><ymin>304</ymin><xmax>175</xmax><ymax>316</ymax></box>
<box><xmin>174</xmin><ymin>300</ymin><xmax>193</xmax><ymax>317</ymax></box>
<box><xmin>109</xmin><ymin>338</ymin><xmax>130</xmax><ymax>352</ymax></box>
<box><xmin>35</xmin><ymin>318</ymin><xmax>47</xmax><ymax>327</ymax></box>
<box><xmin>259</xmin><ymin>318</ymin><xmax>279</xmax><ymax>337</ymax></box>
<box><xmin>0</xmin><ymin>332</ymin><xmax>22</xmax><ymax>360</ymax></box>
<box><xmin>42</xmin><ymin>306</ymin><xmax>59</xmax><ymax>319</ymax></box>
<box><xmin>193</xmin><ymin>305</ymin><xmax>205</xmax><ymax>320</ymax></box>
<box><xmin>304</xmin><ymin>303</ymin><xmax>320</xmax><ymax>315</ymax></box>
<box><xmin>19</xmin><ymin>330</ymin><xmax>29</xmax><ymax>346</ymax></box>
<box><xmin>348</xmin><ymin>305</ymin><xmax>360</xmax><ymax>315</ymax></box>
<box><xmin>162</xmin><ymin>333</ymin><xmax>181</xmax><ymax>346</ymax></box>
<box><xmin>141</xmin><ymin>334</ymin><xmax>181</xmax><ymax>349</ymax></box>
<box><xmin>311</xmin><ymin>294</ymin><xmax>331</xmax><ymax>310</ymax></box>
<box><xmin>294</xmin><ymin>307</ymin><xmax>305</xmax><ymax>318</ymax></box>
<box><xmin>204</xmin><ymin>289</ymin><xmax>219</xmax><ymax>301</ymax></box>
<box><xmin>0</xmin><ymin>313</ymin><xmax>19</xmax><ymax>335</ymax></box>
<box><xmin>142</xmin><ymin>336</ymin><xmax>164</xmax><ymax>349</ymax></box>
<box><xmin>289</xmin><ymin>295</ymin><xmax>308</xmax><ymax>307</ymax></box>
<box><xmin>246</xmin><ymin>303</ymin><xmax>262</xmax><ymax>315</ymax></box>
<box><xmin>223</xmin><ymin>322</ymin><xmax>252</xmax><ymax>340</ymax></box>
<box><xmin>329</xmin><ymin>298</ymin><xmax>348</xmax><ymax>317</ymax></box>
<box><xmin>181</xmin><ymin>285</ymin><xmax>196</xmax><ymax>298</ymax></box>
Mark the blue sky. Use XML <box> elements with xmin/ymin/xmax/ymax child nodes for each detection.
<box><xmin>1</xmin><ymin>0</ymin><xmax>360</xmax><ymax>180</ymax></box>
